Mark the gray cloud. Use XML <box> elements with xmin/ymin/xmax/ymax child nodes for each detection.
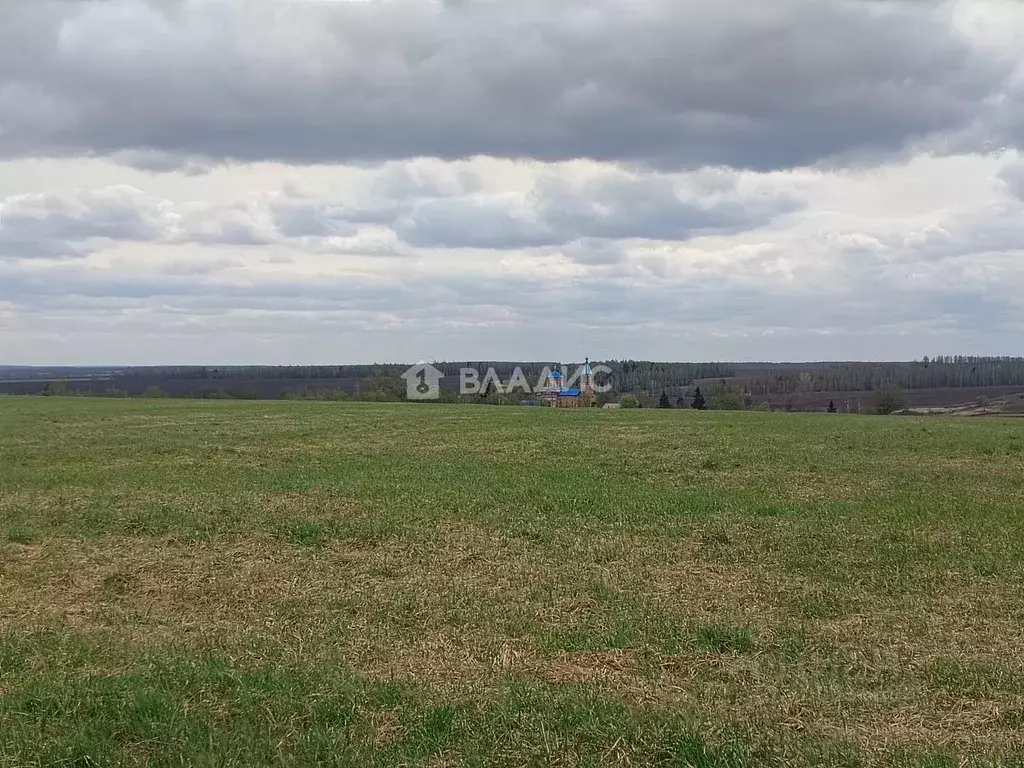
<box><xmin>110</xmin><ymin>150</ymin><xmax>215</xmax><ymax>177</ymax></box>
<box><xmin>533</xmin><ymin>174</ymin><xmax>800</xmax><ymax>243</ymax></box>
<box><xmin>4</xmin><ymin>201</ymin><xmax>1024</xmax><ymax>364</ymax></box>
<box><xmin>557</xmin><ymin>239</ymin><xmax>628</xmax><ymax>266</ymax></box>
<box><xmin>176</xmin><ymin>201</ymin><xmax>275</xmax><ymax>246</ymax></box>
<box><xmin>0</xmin><ymin>186</ymin><xmax>280</xmax><ymax>259</ymax></box>
<box><xmin>0</xmin><ymin>186</ymin><xmax>168</xmax><ymax>259</ymax></box>
<box><xmin>0</xmin><ymin>0</ymin><xmax>1013</xmax><ymax>170</ymax></box>
<box><xmin>825</xmin><ymin>200</ymin><xmax>1024</xmax><ymax>267</ymax></box>
<box><xmin>273</xmin><ymin>168</ymin><xmax>802</xmax><ymax>249</ymax></box>
<box><xmin>4</xmin><ymin>252</ymin><xmax>1020</xmax><ymax>345</ymax></box>
<box><xmin>998</xmin><ymin>161</ymin><xmax>1024</xmax><ymax>200</ymax></box>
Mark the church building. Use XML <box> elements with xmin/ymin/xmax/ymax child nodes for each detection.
<box><xmin>540</xmin><ymin>359</ymin><xmax>598</xmax><ymax>408</ymax></box>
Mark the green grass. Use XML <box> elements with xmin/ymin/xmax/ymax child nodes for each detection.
<box><xmin>2</xmin><ymin>397</ymin><xmax>1024</xmax><ymax>766</ymax></box>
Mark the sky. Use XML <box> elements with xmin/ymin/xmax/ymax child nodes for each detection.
<box><xmin>1</xmin><ymin>0</ymin><xmax>1024</xmax><ymax>365</ymax></box>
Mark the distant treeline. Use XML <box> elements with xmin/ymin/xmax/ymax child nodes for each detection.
<box><xmin>735</xmin><ymin>357</ymin><xmax>1024</xmax><ymax>395</ymax></box>
<box><xmin>109</xmin><ymin>361</ymin><xmax>734</xmax><ymax>388</ymax></box>
<box><xmin>430</xmin><ymin>361</ymin><xmax>734</xmax><ymax>389</ymax></box>
<box><xmin>104</xmin><ymin>358</ymin><xmax>1024</xmax><ymax>396</ymax></box>
<box><xmin>4</xmin><ymin>358</ymin><xmax>1023</xmax><ymax>408</ymax></box>
<box><xmin>113</xmin><ymin>365</ymin><xmax>405</xmax><ymax>380</ymax></box>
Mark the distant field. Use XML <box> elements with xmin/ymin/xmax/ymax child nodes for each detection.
<box><xmin>749</xmin><ymin>386</ymin><xmax>1024</xmax><ymax>413</ymax></box>
<box><xmin>2</xmin><ymin>398</ymin><xmax>1024</xmax><ymax>766</ymax></box>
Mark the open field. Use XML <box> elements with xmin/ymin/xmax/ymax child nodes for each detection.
<box><xmin>2</xmin><ymin>398</ymin><xmax>1024</xmax><ymax>766</ymax></box>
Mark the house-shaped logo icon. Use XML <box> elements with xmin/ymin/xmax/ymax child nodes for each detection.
<box><xmin>401</xmin><ymin>362</ymin><xmax>444</xmax><ymax>401</ymax></box>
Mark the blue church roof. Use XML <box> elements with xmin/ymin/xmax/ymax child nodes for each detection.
<box><xmin>559</xmin><ymin>388</ymin><xmax>581</xmax><ymax>396</ymax></box>
<box><xmin>549</xmin><ymin>371</ymin><xmax>562</xmax><ymax>379</ymax></box>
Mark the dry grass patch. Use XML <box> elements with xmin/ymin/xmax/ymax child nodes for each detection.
<box><xmin>6</xmin><ymin>525</ymin><xmax>1023</xmax><ymax>753</ymax></box>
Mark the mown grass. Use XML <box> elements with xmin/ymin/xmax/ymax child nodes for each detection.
<box><xmin>2</xmin><ymin>397</ymin><xmax>1024</xmax><ymax>766</ymax></box>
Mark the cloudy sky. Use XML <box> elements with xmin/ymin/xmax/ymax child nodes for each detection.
<box><xmin>2</xmin><ymin>0</ymin><xmax>1023</xmax><ymax>365</ymax></box>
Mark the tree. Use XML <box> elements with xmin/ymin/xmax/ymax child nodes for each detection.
<box><xmin>875</xmin><ymin>386</ymin><xmax>908</xmax><ymax>415</ymax></box>
<box><xmin>676</xmin><ymin>396</ymin><xmax>687</xmax><ymax>408</ymax></box>
<box><xmin>42</xmin><ymin>380</ymin><xmax>70</xmax><ymax>397</ymax></box>
<box><xmin>827</xmin><ymin>400</ymin><xmax>838</xmax><ymax>413</ymax></box>
<box><xmin>658</xmin><ymin>390</ymin><xmax>672</xmax><ymax>408</ymax></box>
<box><xmin>619</xmin><ymin>394</ymin><xmax>639</xmax><ymax>409</ymax></box>
<box><xmin>709</xmin><ymin>386</ymin><xmax>748</xmax><ymax>411</ymax></box>
<box><xmin>691</xmin><ymin>386</ymin><xmax>707</xmax><ymax>410</ymax></box>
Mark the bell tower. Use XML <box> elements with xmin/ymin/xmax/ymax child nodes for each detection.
<box><xmin>579</xmin><ymin>358</ymin><xmax>594</xmax><ymax>392</ymax></box>
<box><xmin>580</xmin><ymin>357</ymin><xmax>597</xmax><ymax>406</ymax></box>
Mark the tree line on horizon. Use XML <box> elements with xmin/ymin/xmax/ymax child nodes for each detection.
<box><xmin>735</xmin><ymin>357</ymin><xmax>1024</xmax><ymax>395</ymax></box>
<box><xmin>13</xmin><ymin>357</ymin><xmax>1024</xmax><ymax>411</ymax></box>
<box><xmin>102</xmin><ymin>357</ymin><xmax>1024</xmax><ymax>394</ymax></box>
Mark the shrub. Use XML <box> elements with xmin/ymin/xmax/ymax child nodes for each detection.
<box><xmin>708</xmin><ymin>387</ymin><xmax>749</xmax><ymax>411</ymax></box>
<box><xmin>875</xmin><ymin>386</ymin><xmax>908</xmax><ymax>415</ymax></box>
<box><xmin>42</xmin><ymin>380</ymin><xmax>70</xmax><ymax>397</ymax></box>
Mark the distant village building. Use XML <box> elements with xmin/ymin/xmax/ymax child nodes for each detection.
<box><xmin>540</xmin><ymin>359</ymin><xmax>598</xmax><ymax>408</ymax></box>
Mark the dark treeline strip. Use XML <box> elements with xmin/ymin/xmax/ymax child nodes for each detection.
<box><xmin>112</xmin><ymin>365</ymin><xmax>406</xmax><ymax>380</ymax></box>
<box><xmin>4</xmin><ymin>358</ymin><xmax>1023</xmax><ymax>407</ymax></box>
<box><xmin>432</xmin><ymin>361</ymin><xmax>734</xmax><ymax>390</ymax></box>
<box><xmin>108</xmin><ymin>361</ymin><xmax>734</xmax><ymax>388</ymax></box>
<box><xmin>735</xmin><ymin>357</ymin><xmax>1024</xmax><ymax>395</ymax></box>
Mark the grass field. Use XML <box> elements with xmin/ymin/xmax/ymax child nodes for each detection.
<box><xmin>2</xmin><ymin>398</ymin><xmax>1024</xmax><ymax>766</ymax></box>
